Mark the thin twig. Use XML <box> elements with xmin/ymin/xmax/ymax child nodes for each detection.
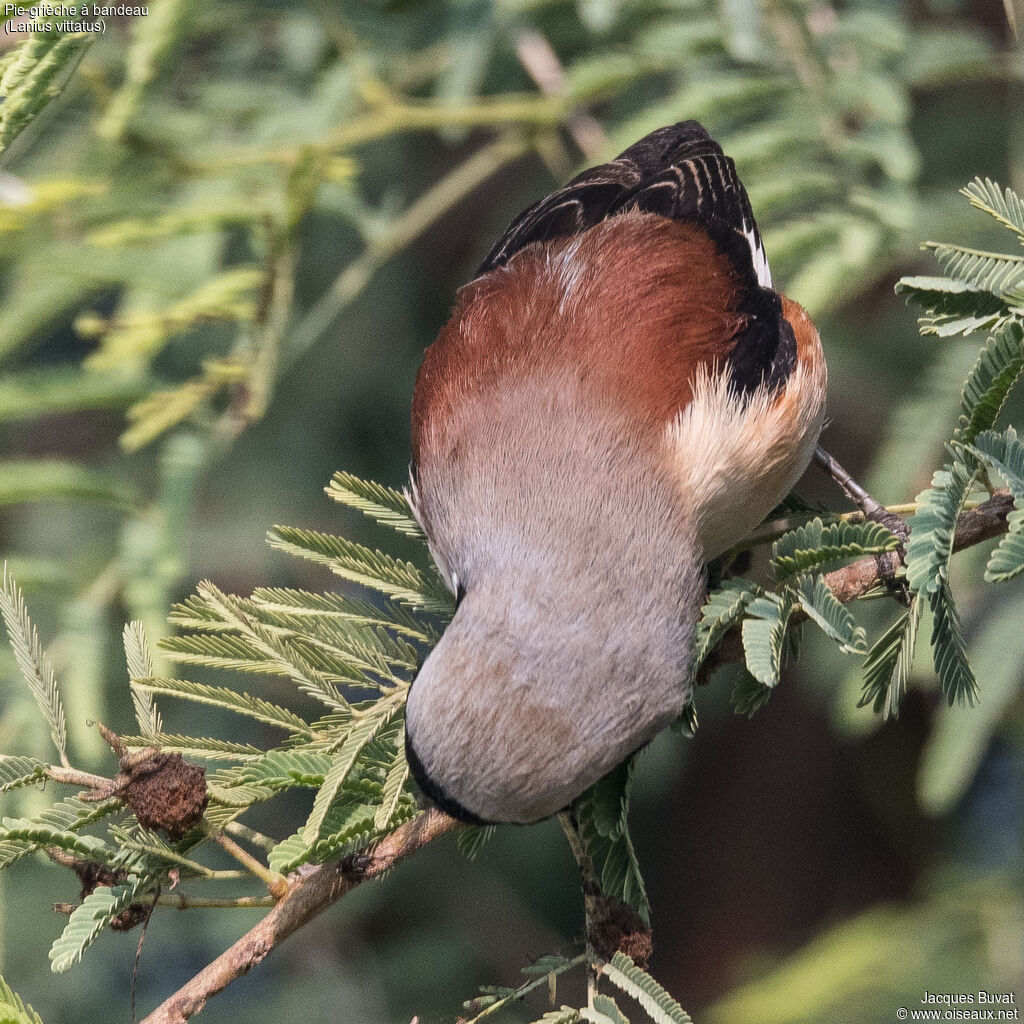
<box><xmin>45</xmin><ymin>765</ymin><xmax>114</xmax><ymax>790</ymax></box>
<box><xmin>700</xmin><ymin>489</ymin><xmax>1016</xmax><ymax>677</ymax></box>
<box><xmin>140</xmin><ymin>809</ymin><xmax>460</xmax><ymax>1024</ymax></box>
<box><xmin>209</xmin><ymin>833</ymin><xmax>287</xmax><ymax>899</ymax></box>
<box><xmin>223</xmin><ymin>821</ymin><xmax>277</xmax><ymax>852</ymax></box>
<box><xmin>155</xmin><ymin>893</ymin><xmax>277</xmax><ymax>910</ymax></box>
<box><xmin>282</xmin><ymin>134</ymin><xmax>530</xmax><ymax>373</ymax></box>
<box><xmin>513</xmin><ymin>29</ymin><xmax>609</xmax><ymax>160</ymax></box>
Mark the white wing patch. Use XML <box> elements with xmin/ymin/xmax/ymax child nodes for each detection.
<box><xmin>743</xmin><ymin>223</ymin><xmax>773</xmax><ymax>289</ymax></box>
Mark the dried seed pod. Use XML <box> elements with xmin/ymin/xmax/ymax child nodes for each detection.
<box><xmin>121</xmin><ymin>752</ymin><xmax>208</xmax><ymax>841</ymax></box>
<box><xmin>590</xmin><ymin>893</ymin><xmax>652</xmax><ymax>969</ymax></box>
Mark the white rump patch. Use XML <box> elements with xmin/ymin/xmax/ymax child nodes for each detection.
<box><xmin>664</xmin><ymin>359</ymin><xmax>826</xmax><ymax>559</ymax></box>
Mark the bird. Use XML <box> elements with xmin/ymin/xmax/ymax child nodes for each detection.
<box><xmin>403</xmin><ymin>121</ymin><xmax>827</xmax><ymax>825</ymax></box>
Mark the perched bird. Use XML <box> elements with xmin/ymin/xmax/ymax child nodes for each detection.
<box><xmin>404</xmin><ymin>121</ymin><xmax>827</xmax><ymax>825</ymax></box>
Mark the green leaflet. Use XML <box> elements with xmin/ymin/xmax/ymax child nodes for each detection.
<box><xmin>968</xmin><ymin>427</ymin><xmax>1024</xmax><ymax>582</ymax></box>
<box><xmin>301</xmin><ymin>699</ymin><xmax>404</xmax><ymax>845</ymax></box>
<box><xmin>249</xmin><ymin>587</ymin><xmax>439</xmax><ymax>644</ymax></box>
<box><xmin>740</xmin><ymin>593</ymin><xmax>793</xmax><ymax>688</ymax></box>
<box><xmin>895</xmin><ymin>180</ymin><xmax>1024</xmax><ymax>335</ymax></box>
<box><xmin>0</xmin><ymin>973</ymin><xmax>45</xmax><ymax>1024</ymax></box>
<box><xmin>133</xmin><ymin>676</ymin><xmax>311</xmax><ymax>735</ymax></box>
<box><xmin>771</xmin><ymin>519</ymin><xmax>899</xmax><ymax>582</ymax></box>
<box><xmin>984</xmin><ymin>528</ymin><xmax>1024</xmax><ymax>584</ymax></box>
<box><xmin>730</xmin><ymin>670</ymin><xmax>772</xmax><ymax>717</ymax></box>
<box><xmin>271</xmin><ymin>796</ymin><xmax>417</xmax><ymax>873</ymax></box>
<box><xmin>49</xmin><ymin>876</ymin><xmax>147</xmax><ymax>973</ymax></box>
<box><xmin>860</xmin><ymin>600</ymin><xmax>922</xmax><ymax>719</ymax></box>
<box><xmin>374</xmin><ymin>738</ymin><xmax>411</xmax><ymax>831</ymax></box>
<box><xmin>0</xmin><ymin>566</ymin><xmax>68</xmax><ymax>763</ymax></box>
<box><xmin>456</xmin><ymin>824</ymin><xmax>497</xmax><ymax>860</ymax></box>
<box><xmin>905</xmin><ymin>462</ymin><xmax>975</xmax><ymax>596</ymax></box>
<box><xmin>579</xmin><ymin>1004</ymin><xmax>621</xmax><ymax>1024</ymax></box>
<box><xmin>893</xmin><ymin>276</ymin><xmax>1012</xmax><ymax>337</ymax></box>
<box><xmin>691</xmin><ymin>577</ymin><xmax>761</xmax><ymax>669</ymax></box>
<box><xmin>123</xmin><ymin>621</ymin><xmax>162</xmax><ymax>740</ymax></box>
<box><xmin>795</xmin><ymin>576</ymin><xmax>868</xmax><ymax>654</ymax></box>
<box><xmin>267</xmin><ymin>525</ymin><xmax>454</xmax><ymax>615</ymax></box>
<box><xmin>0</xmin><ymin>818</ymin><xmax>109</xmax><ymax>863</ymax></box>
<box><xmin>237</xmin><ymin>749</ymin><xmax>333</xmax><ymax>789</ymax></box>
<box><xmin>117</xmin><ymin>733</ymin><xmax>264</xmax><ymax>762</ymax></box>
<box><xmin>590</xmin><ymin>996</ymin><xmax>631</xmax><ymax>1024</ymax></box>
<box><xmin>574</xmin><ymin>758</ymin><xmax>650</xmax><ymax>924</ymax></box>
<box><xmin>961</xmin><ymin>177</ymin><xmax>1024</xmax><ymax>241</ymax></box>
<box><xmin>326</xmin><ymin>472</ymin><xmax>425</xmax><ymax>539</ymax></box>
<box><xmin>529</xmin><ymin>1010</ymin><xmax>580</xmax><ymax>1024</ymax></box>
<box><xmin>0</xmin><ymin>30</ymin><xmax>93</xmax><ymax>156</ymax></box>
<box><xmin>604</xmin><ymin>953</ymin><xmax>693</xmax><ymax>1024</ymax></box>
<box><xmin>903</xmin><ymin>460</ymin><xmax>979</xmax><ymax>704</ymax></box>
<box><xmin>929</xmin><ymin>579</ymin><xmax>979</xmax><ymax>707</ymax></box>
<box><xmin>463</xmin><ymin>954</ymin><xmax>586</xmax><ymax>1023</ymax></box>
<box><xmin>0</xmin><ymin>755</ymin><xmax>45</xmax><ymax>794</ymax></box>
<box><xmin>954</xmin><ymin>321</ymin><xmax>1024</xmax><ymax>444</ymax></box>
<box><xmin>926</xmin><ymin>242</ymin><xmax>1024</xmax><ymax>296</ymax></box>
<box><xmin>169</xmin><ymin>582</ymin><xmax>351</xmax><ymax>711</ymax></box>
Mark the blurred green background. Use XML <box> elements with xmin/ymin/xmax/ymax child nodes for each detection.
<box><xmin>0</xmin><ymin>0</ymin><xmax>1022</xmax><ymax>1020</ymax></box>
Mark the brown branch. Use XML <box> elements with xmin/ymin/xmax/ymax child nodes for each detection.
<box><xmin>700</xmin><ymin>489</ymin><xmax>1016</xmax><ymax>679</ymax></box>
<box><xmin>140</xmin><ymin>809</ymin><xmax>461</xmax><ymax>1024</ymax></box>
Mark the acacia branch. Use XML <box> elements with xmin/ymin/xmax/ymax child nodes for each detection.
<box><xmin>140</xmin><ymin>809</ymin><xmax>461</xmax><ymax>1024</ymax></box>
<box><xmin>701</xmin><ymin>489</ymin><xmax>1016</xmax><ymax>678</ymax></box>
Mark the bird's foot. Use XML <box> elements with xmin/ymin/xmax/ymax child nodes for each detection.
<box><xmin>813</xmin><ymin>446</ymin><xmax>910</xmax><ymax>599</ymax></box>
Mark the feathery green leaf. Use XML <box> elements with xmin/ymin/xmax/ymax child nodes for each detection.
<box><xmin>49</xmin><ymin>876</ymin><xmax>147</xmax><ymax>973</ymax></box>
<box><xmin>604</xmin><ymin>953</ymin><xmax>693</xmax><ymax>1024</ymax></box>
<box><xmin>860</xmin><ymin>599</ymin><xmax>922</xmax><ymax>719</ymax></box>
<box><xmin>326</xmin><ymin>472</ymin><xmax>425</xmax><ymax>538</ymax></box>
<box><xmin>374</xmin><ymin>740</ymin><xmax>411</xmax><ymax>831</ymax></box>
<box><xmin>740</xmin><ymin>593</ymin><xmax>793</xmax><ymax>688</ymax></box>
<box><xmin>457</xmin><ymin>824</ymin><xmax>497</xmax><ymax>860</ymax></box>
<box><xmin>905</xmin><ymin>462</ymin><xmax>975</xmax><ymax>596</ymax></box>
<box><xmin>928</xmin><ymin>580</ymin><xmax>979</xmax><ymax>707</ymax></box>
<box><xmin>692</xmin><ymin>578</ymin><xmax>761</xmax><ymax>669</ymax></box>
<box><xmin>0</xmin><ymin>755</ymin><xmax>46</xmax><ymax>794</ymax></box>
<box><xmin>925</xmin><ymin>242</ymin><xmax>1024</xmax><ymax>295</ymax></box>
<box><xmin>961</xmin><ymin>177</ymin><xmax>1024</xmax><ymax>241</ymax></box>
<box><xmin>575</xmin><ymin>758</ymin><xmax>649</xmax><ymax>923</ymax></box>
<box><xmin>268</xmin><ymin>526</ymin><xmax>454</xmax><ymax>615</ymax></box>
<box><xmin>132</xmin><ymin>676</ymin><xmax>311</xmax><ymax>735</ymax></box>
<box><xmin>0</xmin><ymin>30</ymin><xmax>93</xmax><ymax>157</ymax></box>
<box><xmin>771</xmin><ymin>519</ymin><xmax>899</xmax><ymax>582</ymax></box>
<box><xmin>794</xmin><ymin>576</ymin><xmax>868</xmax><ymax>654</ymax></box>
<box><xmin>123</xmin><ymin>621</ymin><xmax>162</xmax><ymax>740</ymax></box>
<box><xmin>591</xmin><ymin>995</ymin><xmax>630</xmax><ymax>1024</ymax></box>
<box><xmin>967</xmin><ymin>427</ymin><xmax>1024</xmax><ymax>582</ymax></box>
<box><xmin>118</xmin><ymin>733</ymin><xmax>264</xmax><ymax>762</ymax></box>
<box><xmin>730</xmin><ymin>670</ymin><xmax>772</xmax><ymax>717</ymax></box>
<box><xmin>894</xmin><ymin>276</ymin><xmax>1012</xmax><ymax>337</ymax></box>
<box><xmin>0</xmin><ymin>565</ymin><xmax>67</xmax><ymax>763</ymax></box>
<box><xmin>529</xmin><ymin>1011</ymin><xmax>580</xmax><ymax>1024</ymax></box>
<box><xmin>954</xmin><ymin>321</ymin><xmax>1024</xmax><ymax>444</ymax></box>
<box><xmin>301</xmin><ymin>700</ymin><xmax>403</xmax><ymax>845</ymax></box>
<box><xmin>236</xmin><ymin>749</ymin><xmax>333</xmax><ymax>789</ymax></box>
<box><xmin>0</xmin><ymin>973</ymin><xmax>45</xmax><ymax>1024</ymax></box>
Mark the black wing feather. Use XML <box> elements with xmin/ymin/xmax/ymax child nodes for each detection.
<box><xmin>477</xmin><ymin>121</ymin><xmax>794</xmax><ymax>394</ymax></box>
